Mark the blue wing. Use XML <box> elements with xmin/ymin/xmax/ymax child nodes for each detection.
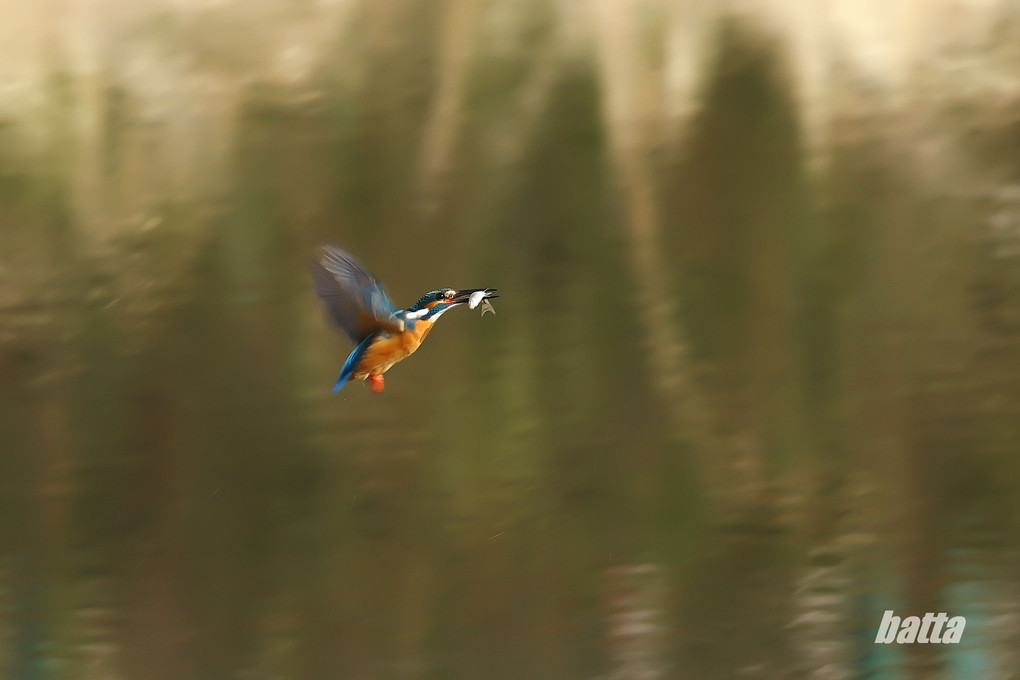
<box><xmin>333</xmin><ymin>334</ymin><xmax>375</xmax><ymax>392</ymax></box>
<box><xmin>310</xmin><ymin>245</ymin><xmax>405</xmax><ymax>342</ymax></box>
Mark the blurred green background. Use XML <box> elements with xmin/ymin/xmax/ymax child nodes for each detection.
<box><xmin>1</xmin><ymin>1</ymin><xmax>1019</xmax><ymax>678</ymax></box>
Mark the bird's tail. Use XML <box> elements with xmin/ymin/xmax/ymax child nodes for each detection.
<box><xmin>333</xmin><ymin>334</ymin><xmax>375</xmax><ymax>393</ymax></box>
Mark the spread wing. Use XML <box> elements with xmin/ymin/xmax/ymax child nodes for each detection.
<box><xmin>310</xmin><ymin>245</ymin><xmax>405</xmax><ymax>342</ymax></box>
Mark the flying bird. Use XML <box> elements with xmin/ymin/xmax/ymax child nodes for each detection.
<box><xmin>310</xmin><ymin>245</ymin><xmax>498</xmax><ymax>393</ymax></box>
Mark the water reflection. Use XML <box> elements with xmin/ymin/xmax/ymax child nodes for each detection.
<box><xmin>1</xmin><ymin>3</ymin><xmax>1020</xmax><ymax>679</ymax></box>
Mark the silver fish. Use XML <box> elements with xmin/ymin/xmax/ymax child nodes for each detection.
<box><xmin>468</xmin><ymin>289</ymin><xmax>496</xmax><ymax>315</ymax></box>
<box><xmin>468</xmin><ymin>290</ymin><xmax>486</xmax><ymax>310</ymax></box>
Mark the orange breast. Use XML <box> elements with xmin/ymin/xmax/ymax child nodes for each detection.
<box><xmin>353</xmin><ymin>320</ymin><xmax>436</xmax><ymax>379</ymax></box>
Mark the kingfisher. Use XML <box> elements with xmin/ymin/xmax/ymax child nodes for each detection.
<box><xmin>310</xmin><ymin>244</ymin><xmax>498</xmax><ymax>393</ymax></box>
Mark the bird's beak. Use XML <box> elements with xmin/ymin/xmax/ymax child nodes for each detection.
<box><xmin>451</xmin><ymin>288</ymin><xmax>499</xmax><ymax>304</ymax></box>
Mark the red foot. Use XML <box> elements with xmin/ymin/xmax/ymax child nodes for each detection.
<box><xmin>368</xmin><ymin>372</ymin><xmax>385</xmax><ymax>393</ymax></box>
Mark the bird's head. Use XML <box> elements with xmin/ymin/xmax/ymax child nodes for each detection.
<box><xmin>402</xmin><ymin>288</ymin><xmax>498</xmax><ymax>322</ymax></box>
